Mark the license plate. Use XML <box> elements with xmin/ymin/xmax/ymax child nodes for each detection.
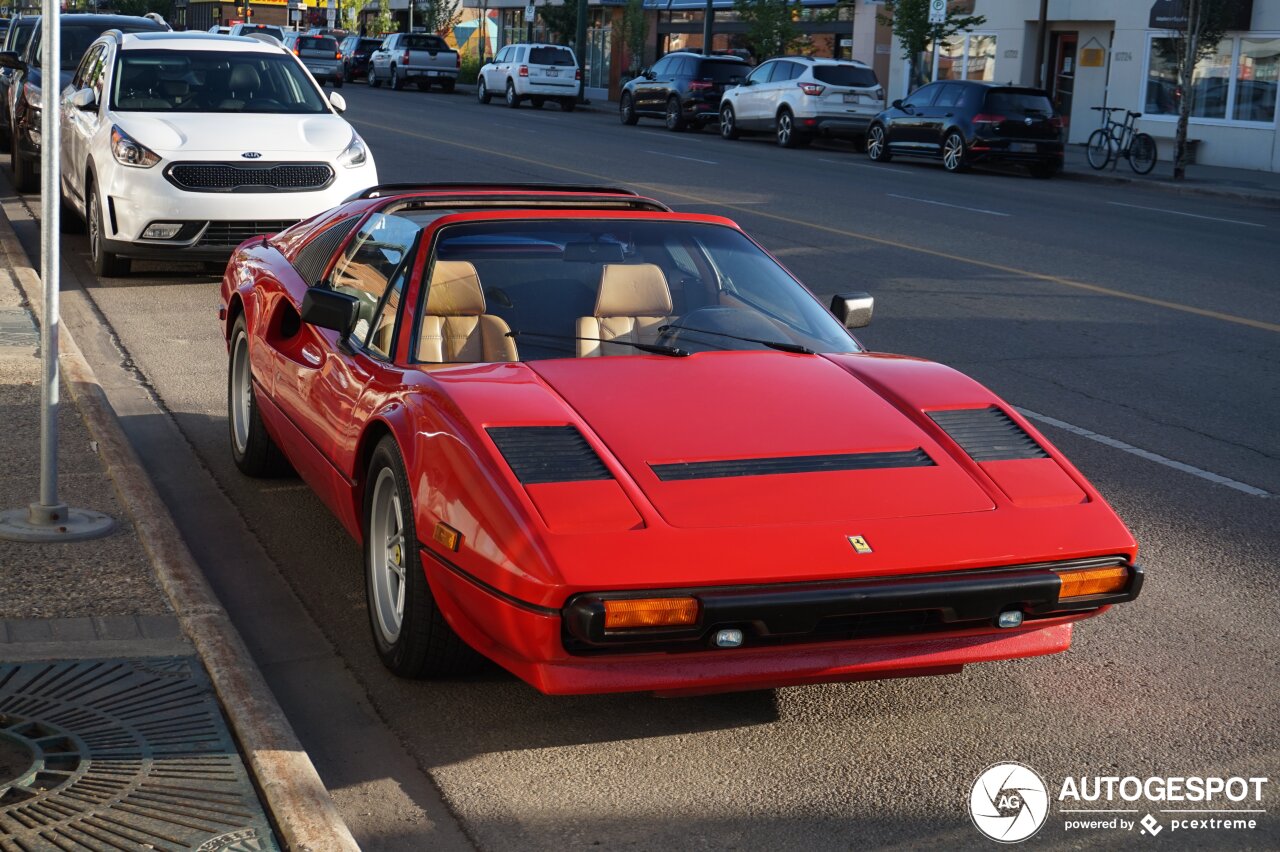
<box><xmin>545</xmin><ymin>68</ymin><xmax>559</xmax><ymax>77</ymax></box>
<box><xmin>1009</xmin><ymin>142</ymin><xmax>1037</xmax><ymax>153</ymax></box>
<box><xmin>307</xmin><ymin>66</ymin><xmax>325</xmax><ymax>74</ymax></box>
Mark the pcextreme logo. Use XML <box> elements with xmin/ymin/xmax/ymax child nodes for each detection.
<box><xmin>968</xmin><ymin>763</ymin><xmax>1270</xmax><ymax>843</ymax></box>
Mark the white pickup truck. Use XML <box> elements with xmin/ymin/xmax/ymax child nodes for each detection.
<box><xmin>368</xmin><ymin>33</ymin><xmax>460</xmax><ymax>92</ymax></box>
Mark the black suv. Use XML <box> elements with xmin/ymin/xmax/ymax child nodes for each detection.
<box><xmin>340</xmin><ymin>35</ymin><xmax>382</xmax><ymax>81</ymax></box>
<box><xmin>0</xmin><ymin>15</ymin><xmax>35</xmax><ymax>150</ymax></box>
<box><xmin>1</xmin><ymin>14</ymin><xmax>164</xmax><ymax>192</ymax></box>
<box><xmin>865</xmin><ymin>80</ymin><xmax>1064</xmax><ymax>178</ymax></box>
<box><xmin>619</xmin><ymin>51</ymin><xmax>751</xmax><ymax>131</ymax></box>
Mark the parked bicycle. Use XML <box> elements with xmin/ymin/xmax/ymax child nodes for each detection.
<box><xmin>1087</xmin><ymin>107</ymin><xmax>1157</xmax><ymax>174</ymax></box>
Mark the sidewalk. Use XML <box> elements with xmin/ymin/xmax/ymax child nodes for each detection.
<box><xmin>0</xmin><ymin>202</ymin><xmax>357</xmax><ymax>849</ymax></box>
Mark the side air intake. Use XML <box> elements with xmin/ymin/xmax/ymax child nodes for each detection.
<box><xmin>487</xmin><ymin>426</ymin><xmax>612</xmax><ymax>484</ymax></box>
<box><xmin>929</xmin><ymin>406</ymin><xmax>1049</xmax><ymax>462</ymax></box>
<box><xmin>651</xmin><ymin>449</ymin><xmax>934</xmax><ymax>481</ymax></box>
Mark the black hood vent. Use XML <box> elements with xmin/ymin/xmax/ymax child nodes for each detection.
<box><xmin>929</xmin><ymin>406</ymin><xmax>1049</xmax><ymax>461</ymax></box>
<box><xmin>651</xmin><ymin>449</ymin><xmax>934</xmax><ymax>481</ymax></box>
<box><xmin>488</xmin><ymin>426</ymin><xmax>612</xmax><ymax>484</ymax></box>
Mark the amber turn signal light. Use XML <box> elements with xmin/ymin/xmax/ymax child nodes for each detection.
<box><xmin>1058</xmin><ymin>565</ymin><xmax>1129</xmax><ymax>598</ymax></box>
<box><xmin>603</xmin><ymin>597</ymin><xmax>698</xmax><ymax>629</ymax></box>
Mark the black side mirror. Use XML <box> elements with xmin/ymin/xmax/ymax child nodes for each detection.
<box><xmin>891</xmin><ymin>98</ymin><xmax>904</xmax><ymax>109</ymax></box>
<box><xmin>831</xmin><ymin>292</ymin><xmax>874</xmax><ymax>329</ymax></box>
<box><xmin>301</xmin><ymin>287</ymin><xmax>359</xmax><ymax>338</ymax></box>
<box><xmin>0</xmin><ymin>51</ymin><xmax>25</xmax><ymax>72</ymax></box>
<box><xmin>643</xmin><ymin>69</ymin><xmax>655</xmax><ymax>80</ymax></box>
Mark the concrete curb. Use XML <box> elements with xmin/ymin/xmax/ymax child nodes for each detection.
<box><xmin>0</xmin><ymin>205</ymin><xmax>359</xmax><ymax>852</ymax></box>
<box><xmin>1059</xmin><ymin>166</ymin><xmax>1280</xmax><ymax>207</ymax></box>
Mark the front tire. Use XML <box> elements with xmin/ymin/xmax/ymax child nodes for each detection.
<box><xmin>665</xmin><ymin>96</ymin><xmax>686</xmax><ymax>131</ymax></box>
<box><xmin>364</xmin><ymin>436</ymin><xmax>480</xmax><ymax>678</ymax></box>
<box><xmin>505</xmin><ymin>80</ymin><xmax>519</xmax><ymax>108</ymax></box>
<box><xmin>619</xmin><ymin>92</ymin><xmax>638</xmax><ymax>125</ymax></box>
<box><xmin>941</xmin><ymin>131</ymin><xmax>968</xmax><ymax>172</ymax></box>
<box><xmin>87</xmin><ymin>183</ymin><xmax>130</xmax><ymax>277</ymax></box>
<box><xmin>720</xmin><ymin>103</ymin><xmax>739</xmax><ymax>140</ymax></box>
<box><xmin>369</xmin><ymin>67</ymin><xmax>382</xmax><ymax>88</ymax></box>
<box><xmin>227</xmin><ymin>315</ymin><xmax>288</xmax><ymax>477</ymax></box>
<box><xmin>866</xmin><ymin>123</ymin><xmax>891</xmax><ymax>161</ymax></box>
<box><xmin>1085</xmin><ymin>129</ymin><xmax>1112</xmax><ymax>169</ymax></box>
<box><xmin>390</xmin><ymin>66</ymin><xmax>403</xmax><ymax>90</ymax></box>
<box><xmin>1129</xmin><ymin>132</ymin><xmax>1157</xmax><ymax>175</ymax></box>
<box><xmin>477</xmin><ymin>78</ymin><xmax>491</xmax><ymax>103</ymax></box>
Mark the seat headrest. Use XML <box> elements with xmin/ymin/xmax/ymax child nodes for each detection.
<box><xmin>228</xmin><ymin>64</ymin><xmax>261</xmax><ymax>93</ymax></box>
<box><xmin>426</xmin><ymin>261</ymin><xmax>485</xmax><ymax>316</ymax></box>
<box><xmin>595</xmin><ymin>264</ymin><xmax>672</xmax><ymax>318</ymax></box>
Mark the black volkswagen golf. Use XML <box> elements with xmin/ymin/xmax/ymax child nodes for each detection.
<box><xmin>865</xmin><ymin>80</ymin><xmax>1063</xmax><ymax>178</ymax></box>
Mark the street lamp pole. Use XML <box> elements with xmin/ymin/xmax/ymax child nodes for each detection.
<box><xmin>702</xmin><ymin>0</ymin><xmax>713</xmax><ymax>55</ymax></box>
<box><xmin>0</xmin><ymin>0</ymin><xmax>114</xmax><ymax>542</ymax></box>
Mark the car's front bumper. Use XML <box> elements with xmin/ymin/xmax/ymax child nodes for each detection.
<box><xmin>425</xmin><ymin>548</ymin><xmax>1142</xmax><ymax>695</ymax></box>
<box><xmin>99</xmin><ymin>157</ymin><xmax>377</xmax><ymax>259</ymax></box>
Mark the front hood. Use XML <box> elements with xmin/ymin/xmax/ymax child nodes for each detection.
<box><xmin>528</xmin><ymin>353</ymin><xmax>996</xmax><ymax>528</ymax></box>
<box><xmin>117</xmin><ymin>113</ymin><xmax>351</xmax><ymax>157</ymax></box>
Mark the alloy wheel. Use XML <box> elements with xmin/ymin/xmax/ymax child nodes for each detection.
<box><xmin>368</xmin><ymin>467</ymin><xmax>407</xmax><ymax>645</ymax></box>
<box><xmin>777</xmin><ymin>111</ymin><xmax>793</xmax><ymax>147</ymax></box>
<box><xmin>867</xmin><ymin>125</ymin><xmax>886</xmax><ymax>160</ymax></box>
<box><xmin>943</xmin><ymin>133</ymin><xmax>966</xmax><ymax>171</ymax></box>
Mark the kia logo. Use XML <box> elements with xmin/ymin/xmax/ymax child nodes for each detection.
<box><xmin>1024</xmin><ymin>117</ymin><xmax>1034</xmax><ymax>125</ymax></box>
<box><xmin>242</xmin><ymin>151</ymin><xmax>262</xmax><ymax>159</ymax></box>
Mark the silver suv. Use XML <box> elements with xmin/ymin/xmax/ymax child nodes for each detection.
<box><xmin>719</xmin><ymin>57</ymin><xmax>883</xmax><ymax>148</ymax></box>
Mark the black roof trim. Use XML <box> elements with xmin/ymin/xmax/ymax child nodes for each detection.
<box><xmin>348</xmin><ymin>182</ymin><xmax>646</xmax><ymax>202</ymax></box>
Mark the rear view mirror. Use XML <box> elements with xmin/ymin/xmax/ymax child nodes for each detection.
<box><xmin>328</xmin><ymin>91</ymin><xmax>347</xmax><ymax>112</ymax></box>
<box><xmin>301</xmin><ymin>287</ymin><xmax>359</xmax><ymax>338</ymax></box>
<box><xmin>0</xmin><ymin>51</ymin><xmax>25</xmax><ymax>72</ymax></box>
<box><xmin>563</xmin><ymin>241</ymin><xmax>626</xmax><ymax>263</ymax></box>
<box><xmin>831</xmin><ymin>292</ymin><xmax>874</xmax><ymax>329</ymax></box>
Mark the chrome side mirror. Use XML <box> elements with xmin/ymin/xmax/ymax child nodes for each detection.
<box><xmin>831</xmin><ymin>292</ymin><xmax>874</xmax><ymax>329</ymax></box>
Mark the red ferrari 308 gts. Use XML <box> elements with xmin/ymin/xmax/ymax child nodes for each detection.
<box><xmin>219</xmin><ymin>183</ymin><xmax>1142</xmax><ymax>696</ymax></box>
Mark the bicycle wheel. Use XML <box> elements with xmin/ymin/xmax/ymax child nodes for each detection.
<box><xmin>1129</xmin><ymin>132</ymin><xmax>1158</xmax><ymax>175</ymax></box>
<box><xmin>1086</xmin><ymin>129</ymin><xmax>1113</xmax><ymax>169</ymax></box>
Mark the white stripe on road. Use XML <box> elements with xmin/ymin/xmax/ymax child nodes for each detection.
<box><xmin>819</xmin><ymin>158</ymin><xmax>916</xmax><ymax>175</ymax></box>
<box><xmin>1106</xmin><ymin>201</ymin><xmax>1266</xmax><ymax>228</ymax></box>
<box><xmin>887</xmin><ymin>193</ymin><xmax>1009</xmax><ymax>217</ymax></box>
<box><xmin>1016</xmin><ymin>407</ymin><xmax>1271</xmax><ymax>497</ymax></box>
<box><xmin>644</xmin><ymin>150</ymin><xmax>718</xmax><ymax>165</ymax></box>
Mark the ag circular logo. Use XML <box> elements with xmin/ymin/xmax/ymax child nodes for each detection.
<box><xmin>969</xmin><ymin>762</ymin><xmax>1050</xmax><ymax>843</ymax></box>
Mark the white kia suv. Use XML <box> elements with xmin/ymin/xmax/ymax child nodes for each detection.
<box><xmin>58</xmin><ymin>31</ymin><xmax>376</xmax><ymax>275</ymax></box>
<box><xmin>719</xmin><ymin>56</ymin><xmax>884</xmax><ymax>148</ymax></box>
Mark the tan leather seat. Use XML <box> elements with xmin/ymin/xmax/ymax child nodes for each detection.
<box><xmin>416</xmin><ymin>261</ymin><xmax>519</xmax><ymax>363</ymax></box>
<box><xmin>576</xmin><ymin>264</ymin><xmax>673</xmax><ymax>357</ymax></box>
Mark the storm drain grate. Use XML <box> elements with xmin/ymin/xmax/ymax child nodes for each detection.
<box><xmin>0</xmin><ymin>308</ymin><xmax>38</xmax><ymax>350</ymax></box>
<box><xmin>0</xmin><ymin>658</ymin><xmax>278</xmax><ymax>851</ymax></box>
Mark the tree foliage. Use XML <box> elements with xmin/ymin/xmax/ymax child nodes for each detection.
<box><xmin>882</xmin><ymin>0</ymin><xmax>986</xmax><ymax>90</ymax></box>
<box><xmin>374</xmin><ymin>0</ymin><xmax>395</xmax><ymax>36</ymax></box>
<box><xmin>541</xmin><ymin>0</ymin><xmax>582</xmax><ymax>45</ymax></box>
<box><xmin>613</xmin><ymin>0</ymin><xmax>648</xmax><ymax>74</ymax></box>
<box><xmin>733</xmin><ymin>0</ymin><xmax>803</xmax><ymax>60</ymax></box>
<box><xmin>411</xmin><ymin>0</ymin><xmax>462</xmax><ymax>35</ymax></box>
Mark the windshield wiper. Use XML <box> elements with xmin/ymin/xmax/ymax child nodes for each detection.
<box><xmin>506</xmin><ymin>330</ymin><xmax>689</xmax><ymax>357</ymax></box>
<box><xmin>658</xmin><ymin>325</ymin><xmax>815</xmax><ymax>354</ymax></box>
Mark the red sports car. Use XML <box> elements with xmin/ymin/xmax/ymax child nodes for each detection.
<box><xmin>219</xmin><ymin>183</ymin><xmax>1142</xmax><ymax>696</ymax></box>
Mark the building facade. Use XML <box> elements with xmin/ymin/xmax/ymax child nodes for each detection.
<box><xmin>885</xmin><ymin>0</ymin><xmax>1280</xmax><ymax>172</ymax></box>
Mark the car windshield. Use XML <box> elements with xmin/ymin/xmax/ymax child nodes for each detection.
<box><xmin>298</xmin><ymin>36</ymin><xmax>338</xmax><ymax>53</ymax></box>
<box><xmin>418</xmin><ymin>220</ymin><xmax>859</xmax><ymax>363</ymax></box>
<box><xmin>985</xmin><ymin>90</ymin><xmax>1054</xmax><ymax>115</ymax></box>
<box><xmin>37</xmin><ymin>23</ymin><xmax>156</xmax><ymax>70</ymax></box>
<box><xmin>812</xmin><ymin>64</ymin><xmax>878</xmax><ymax>87</ymax></box>
<box><xmin>111</xmin><ymin>49</ymin><xmax>329</xmax><ymax>113</ymax></box>
<box><xmin>403</xmin><ymin>34</ymin><xmax>446</xmax><ymax>51</ymax></box>
<box><xmin>529</xmin><ymin>46</ymin><xmax>573</xmax><ymax>66</ymax></box>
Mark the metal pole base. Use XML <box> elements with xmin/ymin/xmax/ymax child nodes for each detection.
<box><xmin>0</xmin><ymin>503</ymin><xmax>116</xmax><ymax>542</ymax></box>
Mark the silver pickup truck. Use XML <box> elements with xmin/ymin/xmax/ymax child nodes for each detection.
<box><xmin>368</xmin><ymin>33</ymin><xmax>459</xmax><ymax>92</ymax></box>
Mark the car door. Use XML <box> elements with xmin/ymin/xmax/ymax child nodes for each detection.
<box><xmin>488</xmin><ymin>45</ymin><xmax>511</xmax><ymax>90</ymax></box>
<box><xmin>372</xmin><ymin>35</ymin><xmax>392</xmax><ymax>78</ymax></box>
<box><xmin>733</xmin><ymin>61</ymin><xmax>777</xmax><ymax>128</ymax></box>
<box><xmin>889</xmin><ymin>83</ymin><xmax>941</xmax><ymax>150</ymax></box>
<box><xmin>60</xmin><ymin>41</ymin><xmax>107</xmax><ymax>210</ymax></box>
<box><xmin>762</xmin><ymin>60</ymin><xmax>801</xmax><ymax>127</ymax></box>
<box><xmin>636</xmin><ymin>55</ymin><xmax>673</xmax><ymax>112</ymax></box>
<box><xmin>918</xmin><ymin>82</ymin><xmax>966</xmax><ymax>153</ymax></box>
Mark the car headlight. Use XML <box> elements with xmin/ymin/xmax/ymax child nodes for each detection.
<box><xmin>23</xmin><ymin>82</ymin><xmax>40</xmax><ymax>109</ymax></box>
<box><xmin>111</xmin><ymin>125</ymin><xmax>161</xmax><ymax>168</ymax></box>
<box><xmin>337</xmin><ymin>133</ymin><xmax>368</xmax><ymax>169</ymax></box>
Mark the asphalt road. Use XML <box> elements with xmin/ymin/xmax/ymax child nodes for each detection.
<box><xmin>4</xmin><ymin>83</ymin><xmax>1278</xmax><ymax>851</ymax></box>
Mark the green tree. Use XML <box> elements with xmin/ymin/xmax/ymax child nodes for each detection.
<box><xmin>411</xmin><ymin>0</ymin><xmax>462</xmax><ymax>35</ymax></box>
<box><xmin>613</xmin><ymin>0</ymin><xmax>648</xmax><ymax>74</ymax></box>
<box><xmin>733</xmin><ymin>0</ymin><xmax>803</xmax><ymax>59</ymax></box>
<box><xmin>539</xmin><ymin>0</ymin><xmax>582</xmax><ymax>45</ymax></box>
<box><xmin>1160</xmin><ymin>0</ymin><xmax>1238</xmax><ymax>179</ymax></box>
<box><xmin>374</xmin><ymin>0</ymin><xmax>395</xmax><ymax>35</ymax></box>
<box><xmin>882</xmin><ymin>0</ymin><xmax>986</xmax><ymax>91</ymax></box>
<box><xmin>341</xmin><ymin>1</ymin><xmax>365</xmax><ymax>33</ymax></box>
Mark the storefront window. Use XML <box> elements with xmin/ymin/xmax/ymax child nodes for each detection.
<box><xmin>1147</xmin><ymin>35</ymin><xmax>1280</xmax><ymax>124</ymax></box>
<box><xmin>1235</xmin><ymin>37</ymin><xmax>1280</xmax><ymax>122</ymax></box>
<box><xmin>928</xmin><ymin>34</ymin><xmax>997</xmax><ymax>83</ymax></box>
